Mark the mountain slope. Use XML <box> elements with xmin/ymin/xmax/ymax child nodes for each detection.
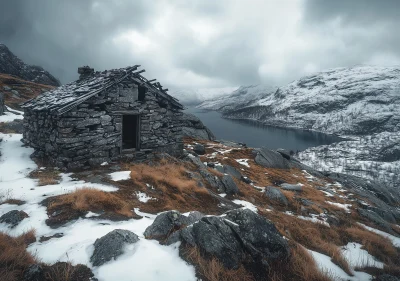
<box><xmin>0</xmin><ymin>44</ymin><xmax>60</xmax><ymax>87</ymax></box>
<box><xmin>0</xmin><ymin>73</ymin><xmax>54</xmax><ymax>110</ymax></box>
<box><xmin>198</xmin><ymin>66</ymin><xmax>400</xmax><ymax>189</ymax></box>
<box><xmin>200</xmin><ymin>66</ymin><xmax>400</xmax><ymax>136</ymax></box>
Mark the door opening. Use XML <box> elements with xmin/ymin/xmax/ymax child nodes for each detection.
<box><xmin>122</xmin><ymin>115</ymin><xmax>140</xmax><ymax>149</ymax></box>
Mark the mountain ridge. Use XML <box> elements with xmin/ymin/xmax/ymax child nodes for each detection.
<box><xmin>0</xmin><ymin>43</ymin><xmax>60</xmax><ymax>87</ymax></box>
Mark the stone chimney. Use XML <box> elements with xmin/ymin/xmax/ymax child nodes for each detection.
<box><xmin>78</xmin><ymin>66</ymin><xmax>94</xmax><ymax>80</ymax></box>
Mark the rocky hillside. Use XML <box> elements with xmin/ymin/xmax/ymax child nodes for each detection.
<box><xmin>0</xmin><ymin>44</ymin><xmax>60</xmax><ymax>87</ymax></box>
<box><xmin>198</xmin><ymin>66</ymin><xmax>400</xmax><ymax>189</ymax></box>
<box><xmin>1</xmin><ymin>114</ymin><xmax>400</xmax><ymax>281</ymax></box>
<box><xmin>181</xmin><ymin>112</ymin><xmax>216</xmax><ymax>140</ymax></box>
<box><xmin>0</xmin><ymin>73</ymin><xmax>54</xmax><ymax>110</ymax></box>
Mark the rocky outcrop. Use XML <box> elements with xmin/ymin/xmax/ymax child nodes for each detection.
<box><xmin>193</xmin><ymin>143</ymin><xmax>206</xmax><ymax>155</ymax></box>
<box><xmin>0</xmin><ymin>44</ymin><xmax>60</xmax><ymax>86</ymax></box>
<box><xmin>181</xmin><ymin>113</ymin><xmax>215</xmax><ymax>140</ymax></box>
<box><xmin>90</xmin><ymin>229</ymin><xmax>139</xmax><ymax>266</ymax></box>
<box><xmin>254</xmin><ymin>148</ymin><xmax>290</xmax><ymax>169</ymax></box>
<box><xmin>156</xmin><ymin>209</ymin><xmax>290</xmax><ymax>269</ymax></box>
<box><xmin>0</xmin><ymin>210</ymin><xmax>29</xmax><ymax>227</ymax></box>
<box><xmin>144</xmin><ymin>211</ymin><xmax>204</xmax><ymax>242</ymax></box>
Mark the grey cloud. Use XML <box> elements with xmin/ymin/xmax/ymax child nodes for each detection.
<box><xmin>0</xmin><ymin>0</ymin><xmax>153</xmax><ymax>83</ymax></box>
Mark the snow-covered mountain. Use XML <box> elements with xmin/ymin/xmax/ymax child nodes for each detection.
<box><xmin>169</xmin><ymin>87</ymin><xmax>238</xmax><ymax>105</ymax></box>
<box><xmin>0</xmin><ymin>44</ymin><xmax>60</xmax><ymax>87</ymax></box>
<box><xmin>197</xmin><ymin>84</ymin><xmax>277</xmax><ymax>111</ymax></box>
<box><xmin>198</xmin><ymin>66</ymin><xmax>400</xmax><ymax>188</ymax></box>
<box><xmin>199</xmin><ymin>66</ymin><xmax>400</xmax><ymax>136</ymax></box>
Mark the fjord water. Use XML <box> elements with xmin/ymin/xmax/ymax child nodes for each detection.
<box><xmin>185</xmin><ymin>107</ymin><xmax>343</xmax><ymax>151</ymax></box>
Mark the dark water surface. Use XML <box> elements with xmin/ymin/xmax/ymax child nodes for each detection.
<box><xmin>185</xmin><ymin>107</ymin><xmax>343</xmax><ymax>151</ymax></box>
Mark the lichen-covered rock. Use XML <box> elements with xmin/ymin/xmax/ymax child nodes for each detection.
<box><xmin>169</xmin><ymin>208</ymin><xmax>289</xmax><ymax>270</ymax></box>
<box><xmin>90</xmin><ymin>229</ymin><xmax>139</xmax><ymax>266</ymax></box>
<box><xmin>254</xmin><ymin>148</ymin><xmax>290</xmax><ymax>169</ymax></box>
<box><xmin>265</xmin><ymin>186</ymin><xmax>288</xmax><ymax>206</ymax></box>
<box><xmin>0</xmin><ymin>210</ymin><xmax>29</xmax><ymax>227</ymax></box>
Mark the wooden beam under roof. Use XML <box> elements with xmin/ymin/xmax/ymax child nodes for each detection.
<box><xmin>132</xmin><ymin>69</ymin><xmax>146</xmax><ymax>75</ymax></box>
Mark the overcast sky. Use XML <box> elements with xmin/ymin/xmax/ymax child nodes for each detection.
<box><xmin>1</xmin><ymin>0</ymin><xmax>399</xmax><ymax>90</ymax></box>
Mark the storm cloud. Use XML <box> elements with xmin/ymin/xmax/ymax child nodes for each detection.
<box><xmin>0</xmin><ymin>0</ymin><xmax>399</xmax><ymax>90</ymax></box>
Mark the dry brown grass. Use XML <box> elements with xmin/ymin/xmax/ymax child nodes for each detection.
<box><xmin>29</xmin><ymin>168</ymin><xmax>61</xmax><ymax>186</ymax></box>
<box><xmin>0</xmin><ymin>230</ymin><xmax>37</xmax><ymax>281</ymax></box>
<box><xmin>48</xmin><ymin>188</ymin><xmax>133</xmax><ymax>217</ymax></box>
<box><xmin>345</xmin><ymin>226</ymin><xmax>398</xmax><ymax>264</ymax></box>
<box><xmin>267</xmin><ymin>242</ymin><xmax>334</xmax><ymax>281</ymax></box>
<box><xmin>183</xmin><ymin>246</ymin><xmax>253</xmax><ymax>281</ymax></box>
<box><xmin>0</xmin><ymin>199</ymin><xmax>25</xmax><ymax>205</ymax></box>
<box><xmin>128</xmin><ymin>160</ymin><xmax>220</xmax><ymax>214</ymax></box>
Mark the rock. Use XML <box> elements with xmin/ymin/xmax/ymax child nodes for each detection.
<box><xmin>280</xmin><ymin>183</ymin><xmax>303</xmax><ymax>191</ymax></box>
<box><xmin>254</xmin><ymin>148</ymin><xmax>290</xmax><ymax>169</ymax></box>
<box><xmin>0</xmin><ymin>210</ymin><xmax>29</xmax><ymax>227</ymax></box>
<box><xmin>24</xmin><ymin>264</ymin><xmax>45</xmax><ymax>281</ymax></box>
<box><xmin>376</xmin><ymin>274</ymin><xmax>400</xmax><ymax>281</ymax></box>
<box><xmin>223</xmin><ymin>165</ymin><xmax>242</xmax><ymax>179</ymax></box>
<box><xmin>0</xmin><ymin>44</ymin><xmax>60</xmax><ymax>86</ymax></box>
<box><xmin>181</xmin><ymin>113</ymin><xmax>216</xmax><ymax>140</ymax></box>
<box><xmin>143</xmin><ymin>210</ymin><xmax>185</xmax><ymax>240</ymax></box>
<box><xmin>215</xmin><ymin>165</ymin><xmax>224</xmax><ymax>173</ymax></box>
<box><xmin>144</xmin><ymin>210</ymin><xmax>204</xmax><ymax>242</ymax></box>
<box><xmin>265</xmin><ymin>186</ymin><xmax>288</xmax><ymax>206</ymax></box>
<box><xmin>90</xmin><ymin>229</ymin><xmax>139</xmax><ymax>266</ymax></box>
<box><xmin>207</xmin><ymin>162</ymin><xmax>215</xmax><ymax>168</ymax></box>
<box><xmin>299</xmin><ymin>198</ymin><xmax>314</xmax><ymax>206</ymax></box>
<box><xmin>221</xmin><ymin>174</ymin><xmax>239</xmax><ymax>195</ymax></box>
<box><xmin>276</xmin><ymin>148</ymin><xmax>291</xmax><ymax>160</ymax></box>
<box><xmin>358</xmin><ymin>209</ymin><xmax>392</xmax><ymax>233</ymax></box>
<box><xmin>172</xmin><ymin>208</ymin><xmax>289</xmax><ymax>269</ymax></box>
<box><xmin>241</xmin><ymin>176</ymin><xmax>252</xmax><ymax>184</ymax></box>
<box><xmin>193</xmin><ymin>144</ymin><xmax>206</xmax><ymax>155</ymax></box>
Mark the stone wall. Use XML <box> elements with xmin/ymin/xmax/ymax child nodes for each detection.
<box><xmin>0</xmin><ymin>92</ymin><xmax>4</xmax><ymax>115</ymax></box>
<box><xmin>23</xmin><ymin>77</ymin><xmax>183</xmax><ymax>169</ymax></box>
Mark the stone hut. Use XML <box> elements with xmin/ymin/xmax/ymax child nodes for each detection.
<box><xmin>21</xmin><ymin>65</ymin><xmax>184</xmax><ymax>169</ymax></box>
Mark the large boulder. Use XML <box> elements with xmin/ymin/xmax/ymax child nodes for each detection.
<box><xmin>90</xmin><ymin>229</ymin><xmax>139</xmax><ymax>266</ymax></box>
<box><xmin>0</xmin><ymin>210</ymin><xmax>29</xmax><ymax>227</ymax></box>
<box><xmin>254</xmin><ymin>148</ymin><xmax>290</xmax><ymax>169</ymax></box>
<box><xmin>221</xmin><ymin>174</ymin><xmax>239</xmax><ymax>195</ymax></box>
<box><xmin>165</xmin><ymin>209</ymin><xmax>289</xmax><ymax>269</ymax></box>
<box><xmin>223</xmin><ymin>165</ymin><xmax>242</xmax><ymax>179</ymax></box>
<box><xmin>265</xmin><ymin>186</ymin><xmax>288</xmax><ymax>206</ymax></box>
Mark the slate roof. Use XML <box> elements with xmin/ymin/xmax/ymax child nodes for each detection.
<box><xmin>21</xmin><ymin>65</ymin><xmax>183</xmax><ymax>114</ymax></box>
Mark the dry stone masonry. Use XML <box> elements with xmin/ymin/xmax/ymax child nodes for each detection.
<box><xmin>21</xmin><ymin>66</ymin><xmax>184</xmax><ymax>169</ymax></box>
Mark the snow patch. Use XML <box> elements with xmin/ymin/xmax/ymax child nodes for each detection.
<box><xmin>109</xmin><ymin>171</ymin><xmax>131</xmax><ymax>181</ymax></box>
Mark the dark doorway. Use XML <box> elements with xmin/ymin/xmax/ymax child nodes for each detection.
<box><xmin>122</xmin><ymin>115</ymin><xmax>140</xmax><ymax>149</ymax></box>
